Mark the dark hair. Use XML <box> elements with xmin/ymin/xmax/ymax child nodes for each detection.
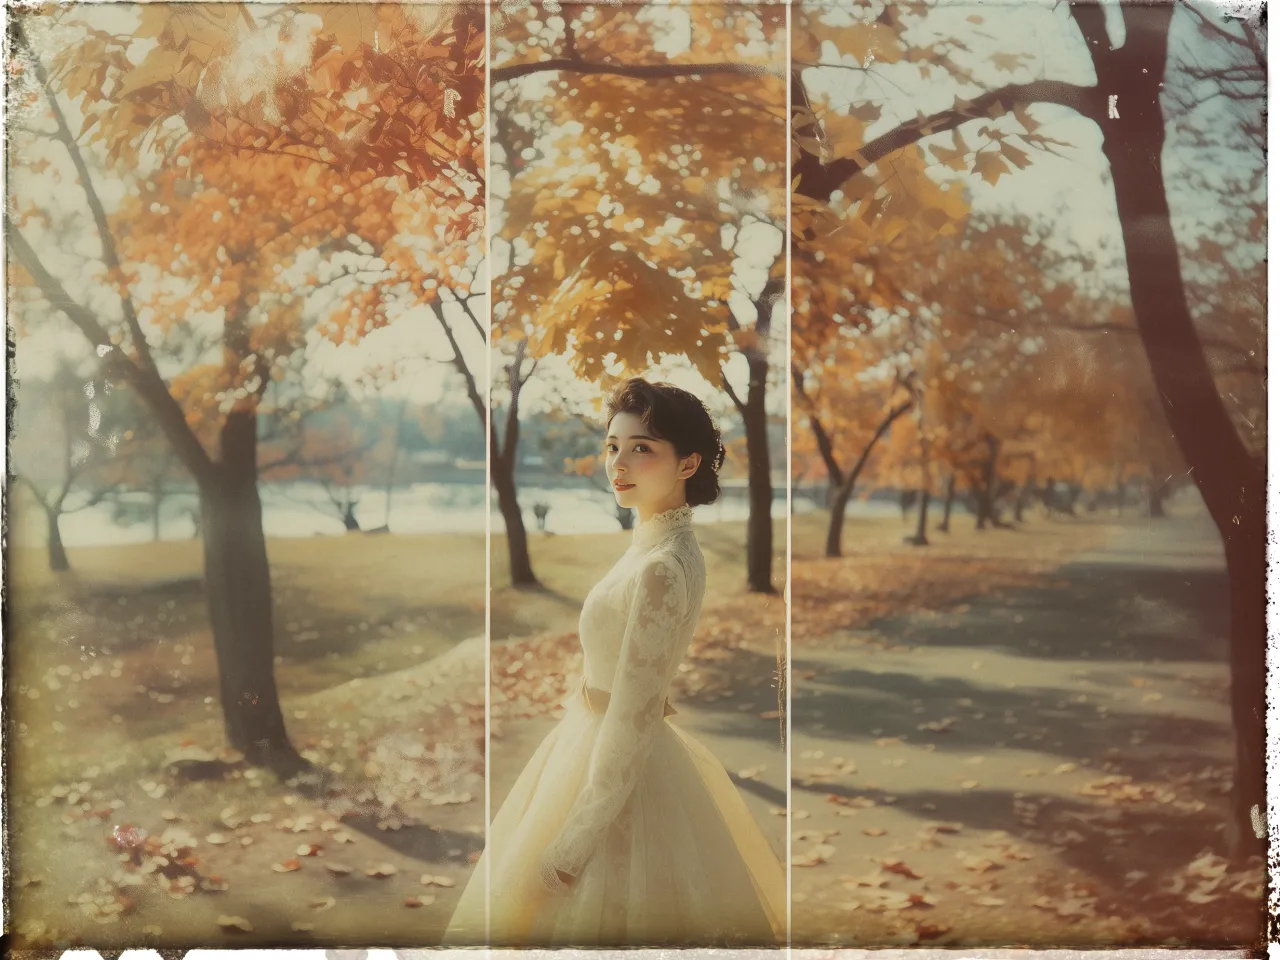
<box><xmin>604</xmin><ymin>378</ymin><xmax>726</xmax><ymax>507</ymax></box>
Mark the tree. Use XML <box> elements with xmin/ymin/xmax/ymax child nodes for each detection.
<box><xmin>9</xmin><ymin>6</ymin><xmax>484</xmax><ymax>773</ymax></box>
<box><xmin>792</xmin><ymin>0</ymin><xmax>1266</xmax><ymax>856</ymax></box>
<box><xmin>260</xmin><ymin>388</ymin><xmax>393</xmax><ymax>533</ymax></box>
<box><xmin>11</xmin><ymin>361</ymin><xmax>123</xmax><ymax>570</ymax></box>
<box><xmin>490</xmin><ymin>1</ymin><xmax>787</xmax><ymax>592</ymax></box>
<box><xmin>106</xmin><ymin>385</ymin><xmax>189</xmax><ymax>542</ymax></box>
<box><xmin>490</xmin><ymin>337</ymin><xmax>541</xmax><ymax>586</ymax></box>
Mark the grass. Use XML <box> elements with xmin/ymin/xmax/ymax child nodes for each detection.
<box><xmin>6</xmin><ymin>532</ymin><xmax>486</xmax><ymax>950</ymax></box>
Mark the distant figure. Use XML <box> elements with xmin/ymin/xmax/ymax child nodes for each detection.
<box><xmin>533</xmin><ymin>501</ymin><xmax>550</xmax><ymax>531</ymax></box>
<box><xmin>187</xmin><ymin>505</ymin><xmax>202</xmax><ymax>539</ymax></box>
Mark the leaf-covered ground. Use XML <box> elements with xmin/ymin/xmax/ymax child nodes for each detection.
<box><xmin>11</xmin><ymin>508</ymin><xmax>1264</xmax><ymax>950</ymax></box>
<box><xmin>6</xmin><ymin>533</ymin><xmax>486</xmax><ymax>950</ymax></box>
<box><xmin>789</xmin><ymin>507</ymin><xmax>1266</xmax><ymax>948</ymax></box>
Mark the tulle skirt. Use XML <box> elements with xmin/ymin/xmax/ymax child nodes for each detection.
<box><xmin>443</xmin><ymin>685</ymin><xmax>785</xmax><ymax>947</ymax></box>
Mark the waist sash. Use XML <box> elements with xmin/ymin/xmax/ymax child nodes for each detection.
<box><xmin>580</xmin><ymin>676</ymin><xmax>676</xmax><ymax>719</ymax></box>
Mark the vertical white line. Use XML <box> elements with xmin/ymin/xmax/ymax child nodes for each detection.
<box><xmin>783</xmin><ymin>1</ymin><xmax>793</xmax><ymax>956</ymax></box>
<box><xmin>483</xmin><ymin>0</ymin><xmax>493</xmax><ymax>950</ymax></box>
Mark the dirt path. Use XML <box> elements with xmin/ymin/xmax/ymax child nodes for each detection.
<box><xmin>790</xmin><ymin>509</ymin><xmax>1264</xmax><ymax>948</ymax></box>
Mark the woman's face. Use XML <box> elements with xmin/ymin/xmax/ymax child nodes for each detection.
<box><xmin>605</xmin><ymin>411</ymin><xmax>699</xmax><ymax>520</ymax></box>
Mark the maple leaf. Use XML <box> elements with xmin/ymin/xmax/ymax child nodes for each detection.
<box><xmin>1000</xmin><ymin>141</ymin><xmax>1033</xmax><ymax>170</ymax></box>
<box><xmin>973</xmin><ymin>152</ymin><xmax>1011</xmax><ymax>186</ymax></box>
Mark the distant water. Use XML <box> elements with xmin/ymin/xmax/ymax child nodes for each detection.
<box><xmin>13</xmin><ymin>481</ymin><xmax>801</xmax><ymax>548</ymax></box>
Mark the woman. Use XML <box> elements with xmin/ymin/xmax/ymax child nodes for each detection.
<box><xmin>445</xmin><ymin>378</ymin><xmax>784</xmax><ymax>947</ymax></box>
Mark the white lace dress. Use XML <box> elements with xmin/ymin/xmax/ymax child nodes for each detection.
<box><xmin>444</xmin><ymin>504</ymin><xmax>784</xmax><ymax>946</ymax></box>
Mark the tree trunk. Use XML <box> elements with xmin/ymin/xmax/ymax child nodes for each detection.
<box><xmin>742</xmin><ymin>350</ymin><xmax>774</xmax><ymax>594</ymax></box>
<box><xmin>493</xmin><ymin>452</ymin><xmax>537</xmax><ymax>587</ymax></box>
<box><xmin>199</xmin><ymin>410</ymin><xmax>302</xmax><ymax>775</ymax></box>
<box><xmin>384</xmin><ymin>399</ymin><xmax>407</xmax><ymax>529</ymax></box>
<box><xmin>825</xmin><ymin>482</ymin><xmax>852</xmax><ymax>558</ymax></box>
<box><xmin>1148</xmin><ymin>480</ymin><xmax>1168</xmax><ymax>518</ymax></box>
<box><xmin>908</xmin><ymin>486</ymin><xmax>930</xmax><ymax>546</ymax></box>
<box><xmin>1065</xmin><ymin>483</ymin><xmax>1083</xmax><ymax>516</ymax></box>
<box><xmin>937</xmin><ymin>474</ymin><xmax>956</xmax><ymax>533</ymax></box>
<box><xmin>907</xmin><ymin>417</ymin><xmax>930</xmax><ymax>547</ymax></box>
<box><xmin>341</xmin><ymin>502</ymin><xmax>361</xmax><ymax>532</ymax></box>
<box><xmin>979</xmin><ymin>435</ymin><xmax>1003</xmax><ymax>530</ymax></box>
<box><xmin>45</xmin><ymin>507</ymin><xmax>70</xmax><ymax>572</ymax></box>
<box><xmin>824</xmin><ymin>398</ymin><xmax>914</xmax><ymax>557</ymax></box>
<box><xmin>1087</xmin><ymin>0</ymin><xmax>1267</xmax><ymax>857</ymax></box>
<box><xmin>151</xmin><ymin>482</ymin><xmax>163</xmax><ymax>542</ymax></box>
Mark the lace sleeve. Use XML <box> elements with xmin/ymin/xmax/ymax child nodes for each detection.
<box><xmin>539</xmin><ymin>554</ymin><xmax>689</xmax><ymax>892</ymax></box>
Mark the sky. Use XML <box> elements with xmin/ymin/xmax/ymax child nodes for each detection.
<box><xmin>802</xmin><ymin>0</ymin><xmax>1264</xmax><ymax>293</ymax></box>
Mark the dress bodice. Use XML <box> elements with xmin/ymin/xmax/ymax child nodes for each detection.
<box><xmin>577</xmin><ymin>504</ymin><xmax>707</xmax><ymax>692</ymax></box>
<box><xmin>540</xmin><ymin>504</ymin><xmax>707</xmax><ymax>889</ymax></box>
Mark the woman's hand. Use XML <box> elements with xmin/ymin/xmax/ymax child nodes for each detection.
<box><xmin>539</xmin><ymin>857</ymin><xmax>576</xmax><ymax>896</ymax></box>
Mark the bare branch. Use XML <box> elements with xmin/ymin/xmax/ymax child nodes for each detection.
<box><xmin>10</xmin><ymin>228</ymin><xmax>215</xmax><ymax>480</ymax></box>
<box><xmin>14</xmin><ymin>22</ymin><xmax>159</xmax><ymax>381</ymax></box>
<box><xmin>456</xmin><ymin>293</ymin><xmax>488</xmax><ymax>341</ymax></box>
<box><xmin>721</xmin><ymin>372</ymin><xmax>746</xmax><ymax>414</ymax></box>
<box><xmin>429</xmin><ymin>301</ymin><xmax>486</xmax><ymax>426</ymax></box>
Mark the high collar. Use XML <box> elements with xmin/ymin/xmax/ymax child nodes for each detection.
<box><xmin>632</xmin><ymin>503</ymin><xmax>694</xmax><ymax>549</ymax></box>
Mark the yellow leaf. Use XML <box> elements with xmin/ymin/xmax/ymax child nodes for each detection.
<box><xmin>1000</xmin><ymin>141</ymin><xmax>1033</xmax><ymax>170</ymax></box>
<box><xmin>973</xmin><ymin>152</ymin><xmax>1011</xmax><ymax>186</ymax></box>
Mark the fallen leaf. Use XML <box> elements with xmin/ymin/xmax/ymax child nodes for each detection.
<box><xmin>915</xmin><ymin>921</ymin><xmax>952</xmax><ymax>940</ymax></box>
<box><xmin>421</xmin><ymin>874</ymin><xmax>456</xmax><ymax>887</ymax></box>
<box><xmin>273</xmin><ymin>859</ymin><xmax>302</xmax><ymax>873</ymax></box>
<box><xmin>310</xmin><ymin>897</ymin><xmax>337</xmax><ymax>911</ymax></box>
<box><xmin>792</xmin><ymin>843</ymin><xmax>837</xmax><ymax>867</ymax></box>
<box><xmin>217</xmin><ymin>916</ymin><xmax>253</xmax><ymax>932</ymax></box>
<box><xmin>291</xmin><ymin>922</ymin><xmax>315</xmax><ymax>932</ymax></box>
<box><xmin>366</xmin><ymin>863</ymin><xmax>398</xmax><ymax>878</ymax></box>
<box><xmin>881</xmin><ymin>859</ymin><xmax>923</xmax><ymax>880</ymax></box>
<box><xmin>324</xmin><ymin>863</ymin><xmax>353</xmax><ymax>876</ymax></box>
<box><xmin>206</xmin><ymin>833</ymin><xmax>229</xmax><ymax>845</ymax></box>
<box><xmin>862</xmin><ymin>827</ymin><xmax>887</xmax><ymax>837</ymax></box>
